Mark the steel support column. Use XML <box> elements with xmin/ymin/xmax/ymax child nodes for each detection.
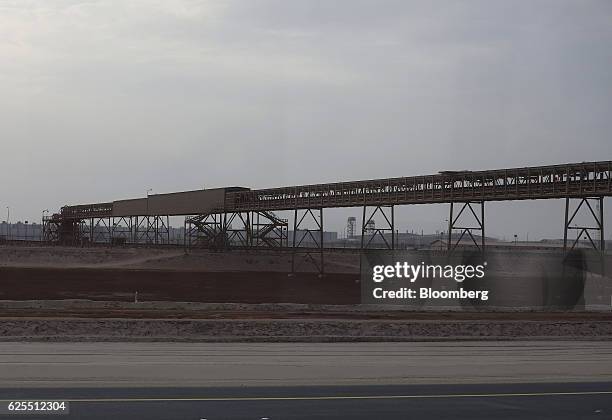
<box><xmin>447</xmin><ymin>201</ymin><xmax>485</xmax><ymax>254</ymax></box>
<box><xmin>157</xmin><ymin>215</ymin><xmax>170</xmax><ymax>245</ymax></box>
<box><xmin>44</xmin><ymin>217</ymin><xmax>85</xmax><ymax>245</ymax></box>
<box><xmin>133</xmin><ymin>216</ymin><xmax>170</xmax><ymax>245</ymax></box>
<box><xmin>564</xmin><ymin>197</ymin><xmax>605</xmax><ymax>254</ymax></box>
<box><xmin>360</xmin><ymin>205</ymin><xmax>394</xmax><ymax>250</ymax></box>
<box><xmin>111</xmin><ymin>216</ymin><xmax>132</xmax><ymax>246</ymax></box>
<box><xmin>91</xmin><ymin>217</ymin><xmax>112</xmax><ymax>244</ymax></box>
<box><xmin>291</xmin><ymin>208</ymin><xmax>324</xmax><ymax>275</ymax></box>
<box><xmin>42</xmin><ymin>216</ymin><xmax>59</xmax><ymax>243</ymax></box>
<box><xmin>76</xmin><ymin>219</ymin><xmax>88</xmax><ymax>245</ymax></box>
<box><xmin>223</xmin><ymin>212</ymin><xmax>251</xmax><ymax>248</ymax></box>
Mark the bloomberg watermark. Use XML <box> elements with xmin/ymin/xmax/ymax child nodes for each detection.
<box><xmin>361</xmin><ymin>250</ymin><xmax>491</xmax><ymax>306</ymax></box>
<box><xmin>360</xmin><ymin>248</ymin><xmax>599</xmax><ymax>309</ymax></box>
<box><xmin>370</xmin><ymin>261</ymin><xmax>489</xmax><ymax>302</ymax></box>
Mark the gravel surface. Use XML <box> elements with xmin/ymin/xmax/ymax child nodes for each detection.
<box><xmin>1</xmin><ymin>318</ymin><xmax>611</xmax><ymax>342</ymax></box>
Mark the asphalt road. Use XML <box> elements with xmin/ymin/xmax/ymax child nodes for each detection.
<box><xmin>1</xmin><ymin>341</ymin><xmax>611</xmax><ymax>418</ymax></box>
<box><xmin>1</xmin><ymin>341</ymin><xmax>611</xmax><ymax>387</ymax></box>
<box><xmin>0</xmin><ymin>383</ymin><xmax>611</xmax><ymax>419</ymax></box>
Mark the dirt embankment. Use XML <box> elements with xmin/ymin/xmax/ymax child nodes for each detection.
<box><xmin>0</xmin><ymin>267</ymin><xmax>360</xmax><ymax>304</ymax></box>
<box><xmin>0</xmin><ymin>245</ymin><xmax>361</xmax><ymax>305</ymax></box>
<box><xmin>0</xmin><ymin>245</ymin><xmax>361</xmax><ymax>272</ymax></box>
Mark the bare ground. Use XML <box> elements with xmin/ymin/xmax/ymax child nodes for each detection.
<box><xmin>0</xmin><ymin>245</ymin><xmax>611</xmax><ymax>341</ymax></box>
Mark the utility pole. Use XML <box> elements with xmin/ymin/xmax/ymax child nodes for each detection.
<box><xmin>146</xmin><ymin>189</ymin><xmax>153</xmax><ymax>211</ymax></box>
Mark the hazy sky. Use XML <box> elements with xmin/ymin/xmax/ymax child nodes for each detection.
<box><xmin>1</xmin><ymin>0</ymin><xmax>611</xmax><ymax>239</ymax></box>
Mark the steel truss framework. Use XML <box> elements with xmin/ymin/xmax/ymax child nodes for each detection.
<box><xmin>291</xmin><ymin>208</ymin><xmax>324</xmax><ymax>274</ymax></box>
<box><xmin>224</xmin><ymin>212</ymin><xmax>250</xmax><ymax>247</ymax></box>
<box><xmin>447</xmin><ymin>201</ymin><xmax>485</xmax><ymax>254</ymax></box>
<box><xmin>185</xmin><ymin>213</ymin><xmax>224</xmax><ymax>249</ymax></box>
<box><xmin>133</xmin><ymin>216</ymin><xmax>170</xmax><ymax>245</ymax></box>
<box><xmin>184</xmin><ymin>211</ymin><xmax>288</xmax><ymax>249</ymax></box>
<box><xmin>42</xmin><ymin>217</ymin><xmax>87</xmax><ymax>246</ymax></box>
<box><xmin>42</xmin><ymin>217</ymin><xmax>59</xmax><ymax>243</ymax></box>
<box><xmin>43</xmin><ymin>216</ymin><xmax>171</xmax><ymax>246</ymax></box>
<box><xmin>91</xmin><ymin>218</ymin><xmax>112</xmax><ymax>244</ymax></box>
<box><xmin>361</xmin><ymin>205</ymin><xmax>395</xmax><ymax>250</ymax></box>
<box><xmin>112</xmin><ymin>217</ymin><xmax>132</xmax><ymax>245</ymax></box>
<box><xmin>564</xmin><ymin>197</ymin><xmax>605</xmax><ymax>253</ymax></box>
<box><xmin>227</xmin><ymin>161</ymin><xmax>612</xmax><ymax>211</ymax></box>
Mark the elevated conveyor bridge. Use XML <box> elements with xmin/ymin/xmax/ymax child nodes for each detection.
<box><xmin>44</xmin><ymin>161</ymin><xmax>611</xmax><ymax>272</ymax></box>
